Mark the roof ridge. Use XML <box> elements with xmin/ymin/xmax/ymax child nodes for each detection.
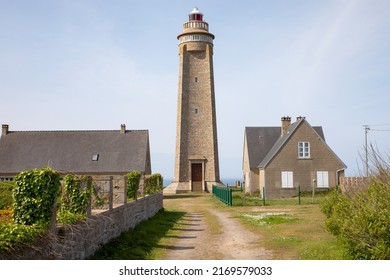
<box><xmin>7</xmin><ymin>129</ymin><xmax>148</xmax><ymax>133</ymax></box>
<box><xmin>258</xmin><ymin>118</ymin><xmax>304</xmax><ymax>168</ymax></box>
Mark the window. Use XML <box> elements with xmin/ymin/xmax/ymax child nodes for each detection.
<box><xmin>194</xmin><ymin>108</ymin><xmax>199</xmax><ymax>114</ymax></box>
<box><xmin>298</xmin><ymin>142</ymin><xmax>310</xmax><ymax>158</ymax></box>
<box><xmin>281</xmin><ymin>171</ymin><xmax>293</xmax><ymax>188</ymax></box>
<box><xmin>317</xmin><ymin>171</ymin><xmax>329</xmax><ymax>188</ymax></box>
<box><xmin>194</xmin><ymin>77</ymin><xmax>198</xmax><ymax>83</ymax></box>
<box><xmin>0</xmin><ymin>177</ymin><xmax>13</xmax><ymax>181</ymax></box>
<box><xmin>92</xmin><ymin>154</ymin><xmax>99</xmax><ymax>161</ymax></box>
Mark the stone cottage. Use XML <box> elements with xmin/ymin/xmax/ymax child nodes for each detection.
<box><xmin>242</xmin><ymin>116</ymin><xmax>346</xmax><ymax>198</ymax></box>
<box><xmin>0</xmin><ymin>124</ymin><xmax>151</xmax><ymax>183</ymax></box>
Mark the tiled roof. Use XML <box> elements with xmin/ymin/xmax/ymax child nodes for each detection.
<box><xmin>0</xmin><ymin>128</ymin><xmax>150</xmax><ymax>174</ymax></box>
<box><xmin>245</xmin><ymin>118</ymin><xmax>325</xmax><ymax>169</ymax></box>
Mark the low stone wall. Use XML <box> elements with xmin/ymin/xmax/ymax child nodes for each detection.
<box><xmin>1</xmin><ymin>192</ymin><xmax>163</xmax><ymax>260</ymax></box>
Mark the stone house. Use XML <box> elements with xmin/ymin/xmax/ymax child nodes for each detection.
<box><xmin>0</xmin><ymin>124</ymin><xmax>151</xmax><ymax>183</ymax></box>
<box><xmin>242</xmin><ymin>116</ymin><xmax>346</xmax><ymax>198</ymax></box>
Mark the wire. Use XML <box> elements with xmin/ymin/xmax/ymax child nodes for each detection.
<box><xmin>370</xmin><ymin>129</ymin><xmax>390</xmax><ymax>132</ymax></box>
<box><xmin>367</xmin><ymin>123</ymin><xmax>390</xmax><ymax>127</ymax></box>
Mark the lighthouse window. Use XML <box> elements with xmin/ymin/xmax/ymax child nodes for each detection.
<box><xmin>194</xmin><ymin>108</ymin><xmax>199</xmax><ymax>114</ymax></box>
<box><xmin>195</xmin><ymin>77</ymin><xmax>198</xmax><ymax>83</ymax></box>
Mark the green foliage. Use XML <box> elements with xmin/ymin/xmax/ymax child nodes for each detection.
<box><xmin>56</xmin><ymin>211</ymin><xmax>86</xmax><ymax>224</ymax></box>
<box><xmin>0</xmin><ymin>181</ymin><xmax>14</xmax><ymax>210</ymax></box>
<box><xmin>145</xmin><ymin>173</ymin><xmax>163</xmax><ymax>195</ymax></box>
<box><xmin>12</xmin><ymin>167</ymin><xmax>61</xmax><ymax>226</ymax></box>
<box><xmin>321</xmin><ymin>182</ymin><xmax>390</xmax><ymax>259</ymax></box>
<box><xmin>61</xmin><ymin>175</ymin><xmax>91</xmax><ymax>215</ymax></box>
<box><xmin>126</xmin><ymin>171</ymin><xmax>141</xmax><ymax>199</ymax></box>
<box><xmin>0</xmin><ymin>223</ymin><xmax>46</xmax><ymax>253</ymax></box>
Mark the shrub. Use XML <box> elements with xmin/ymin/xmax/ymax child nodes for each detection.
<box><xmin>0</xmin><ymin>223</ymin><xmax>46</xmax><ymax>252</ymax></box>
<box><xmin>0</xmin><ymin>181</ymin><xmax>14</xmax><ymax>210</ymax></box>
<box><xmin>145</xmin><ymin>173</ymin><xmax>163</xmax><ymax>195</ymax></box>
<box><xmin>61</xmin><ymin>174</ymin><xmax>91</xmax><ymax>215</ymax></box>
<box><xmin>321</xmin><ymin>179</ymin><xmax>390</xmax><ymax>259</ymax></box>
<box><xmin>126</xmin><ymin>171</ymin><xmax>141</xmax><ymax>199</ymax></box>
<box><xmin>12</xmin><ymin>167</ymin><xmax>61</xmax><ymax>226</ymax></box>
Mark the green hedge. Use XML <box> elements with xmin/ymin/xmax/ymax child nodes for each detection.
<box><xmin>126</xmin><ymin>171</ymin><xmax>141</xmax><ymax>199</ymax></box>
<box><xmin>13</xmin><ymin>167</ymin><xmax>61</xmax><ymax>226</ymax></box>
<box><xmin>61</xmin><ymin>174</ymin><xmax>91</xmax><ymax>215</ymax></box>
<box><xmin>0</xmin><ymin>181</ymin><xmax>14</xmax><ymax>210</ymax></box>
<box><xmin>321</xmin><ymin>182</ymin><xmax>390</xmax><ymax>259</ymax></box>
<box><xmin>145</xmin><ymin>173</ymin><xmax>163</xmax><ymax>195</ymax></box>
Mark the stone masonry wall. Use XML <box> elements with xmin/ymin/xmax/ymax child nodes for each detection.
<box><xmin>1</xmin><ymin>192</ymin><xmax>163</xmax><ymax>260</ymax></box>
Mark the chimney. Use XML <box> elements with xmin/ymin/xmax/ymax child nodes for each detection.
<box><xmin>281</xmin><ymin>116</ymin><xmax>291</xmax><ymax>137</ymax></box>
<box><xmin>296</xmin><ymin>116</ymin><xmax>305</xmax><ymax>121</ymax></box>
<box><xmin>120</xmin><ymin>124</ymin><xmax>126</xmax><ymax>134</ymax></box>
<box><xmin>2</xmin><ymin>124</ymin><xmax>9</xmax><ymax>136</ymax></box>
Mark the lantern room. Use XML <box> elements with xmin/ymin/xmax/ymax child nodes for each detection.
<box><xmin>189</xmin><ymin>7</ymin><xmax>203</xmax><ymax>21</ymax></box>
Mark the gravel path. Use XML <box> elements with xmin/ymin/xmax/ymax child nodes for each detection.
<box><xmin>162</xmin><ymin>194</ymin><xmax>272</xmax><ymax>260</ymax></box>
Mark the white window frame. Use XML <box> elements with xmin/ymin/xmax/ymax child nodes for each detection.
<box><xmin>281</xmin><ymin>171</ymin><xmax>294</xmax><ymax>188</ymax></box>
<box><xmin>317</xmin><ymin>171</ymin><xmax>329</xmax><ymax>188</ymax></box>
<box><xmin>298</xmin><ymin>142</ymin><xmax>310</xmax><ymax>158</ymax></box>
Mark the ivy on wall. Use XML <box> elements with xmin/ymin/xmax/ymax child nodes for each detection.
<box><xmin>145</xmin><ymin>173</ymin><xmax>163</xmax><ymax>195</ymax></box>
<box><xmin>12</xmin><ymin>167</ymin><xmax>61</xmax><ymax>226</ymax></box>
<box><xmin>126</xmin><ymin>171</ymin><xmax>141</xmax><ymax>200</ymax></box>
<box><xmin>61</xmin><ymin>175</ymin><xmax>91</xmax><ymax>215</ymax></box>
<box><xmin>0</xmin><ymin>181</ymin><xmax>14</xmax><ymax>210</ymax></box>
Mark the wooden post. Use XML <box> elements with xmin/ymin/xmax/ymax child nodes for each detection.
<box><xmin>312</xmin><ymin>179</ymin><xmax>316</xmax><ymax>203</ymax></box>
<box><xmin>109</xmin><ymin>176</ymin><xmax>113</xmax><ymax>211</ymax></box>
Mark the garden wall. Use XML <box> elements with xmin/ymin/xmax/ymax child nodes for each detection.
<box><xmin>1</xmin><ymin>192</ymin><xmax>163</xmax><ymax>260</ymax></box>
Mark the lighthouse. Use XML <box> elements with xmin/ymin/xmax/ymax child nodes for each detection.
<box><xmin>165</xmin><ymin>8</ymin><xmax>222</xmax><ymax>193</ymax></box>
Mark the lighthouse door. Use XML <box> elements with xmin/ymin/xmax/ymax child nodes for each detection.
<box><xmin>191</xmin><ymin>163</ymin><xmax>203</xmax><ymax>192</ymax></box>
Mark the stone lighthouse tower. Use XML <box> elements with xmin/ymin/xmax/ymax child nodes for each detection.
<box><xmin>165</xmin><ymin>7</ymin><xmax>222</xmax><ymax>193</ymax></box>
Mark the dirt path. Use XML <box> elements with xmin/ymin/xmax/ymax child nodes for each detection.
<box><xmin>161</xmin><ymin>194</ymin><xmax>272</xmax><ymax>260</ymax></box>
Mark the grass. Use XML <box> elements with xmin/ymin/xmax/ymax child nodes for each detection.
<box><xmin>237</xmin><ymin>203</ymin><xmax>346</xmax><ymax>259</ymax></box>
<box><xmin>89</xmin><ymin>191</ymin><xmax>346</xmax><ymax>260</ymax></box>
<box><xmin>89</xmin><ymin>208</ymin><xmax>185</xmax><ymax>259</ymax></box>
<box><xmin>232</xmin><ymin>189</ymin><xmax>331</xmax><ymax>207</ymax></box>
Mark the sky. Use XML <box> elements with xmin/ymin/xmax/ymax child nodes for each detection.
<box><xmin>1</xmin><ymin>0</ymin><xmax>389</xmax><ymax>181</ymax></box>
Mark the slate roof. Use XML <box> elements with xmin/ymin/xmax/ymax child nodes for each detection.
<box><xmin>0</xmin><ymin>128</ymin><xmax>151</xmax><ymax>174</ymax></box>
<box><xmin>245</xmin><ymin>118</ymin><xmax>325</xmax><ymax>169</ymax></box>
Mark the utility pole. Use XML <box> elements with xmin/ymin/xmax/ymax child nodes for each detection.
<box><xmin>363</xmin><ymin>125</ymin><xmax>370</xmax><ymax>177</ymax></box>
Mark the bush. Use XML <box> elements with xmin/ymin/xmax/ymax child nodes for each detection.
<box><xmin>61</xmin><ymin>174</ymin><xmax>91</xmax><ymax>215</ymax></box>
<box><xmin>126</xmin><ymin>171</ymin><xmax>141</xmax><ymax>199</ymax></box>
<box><xmin>0</xmin><ymin>181</ymin><xmax>14</xmax><ymax>210</ymax></box>
<box><xmin>0</xmin><ymin>223</ymin><xmax>46</xmax><ymax>252</ymax></box>
<box><xmin>145</xmin><ymin>173</ymin><xmax>163</xmax><ymax>195</ymax></box>
<box><xmin>321</xmin><ymin>181</ymin><xmax>390</xmax><ymax>259</ymax></box>
<box><xmin>13</xmin><ymin>167</ymin><xmax>61</xmax><ymax>226</ymax></box>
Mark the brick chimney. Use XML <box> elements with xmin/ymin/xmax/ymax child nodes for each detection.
<box><xmin>2</xmin><ymin>124</ymin><xmax>9</xmax><ymax>136</ymax></box>
<box><xmin>281</xmin><ymin>116</ymin><xmax>291</xmax><ymax>137</ymax></box>
<box><xmin>120</xmin><ymin>124</ymin><xmax>126</xmax><ymax>134</ymax></box>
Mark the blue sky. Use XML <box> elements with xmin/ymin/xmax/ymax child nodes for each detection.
<box><xmin>1</xmin><ymin>0</ymin><xmax>389</xmax><ymax>181</ymax></box>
